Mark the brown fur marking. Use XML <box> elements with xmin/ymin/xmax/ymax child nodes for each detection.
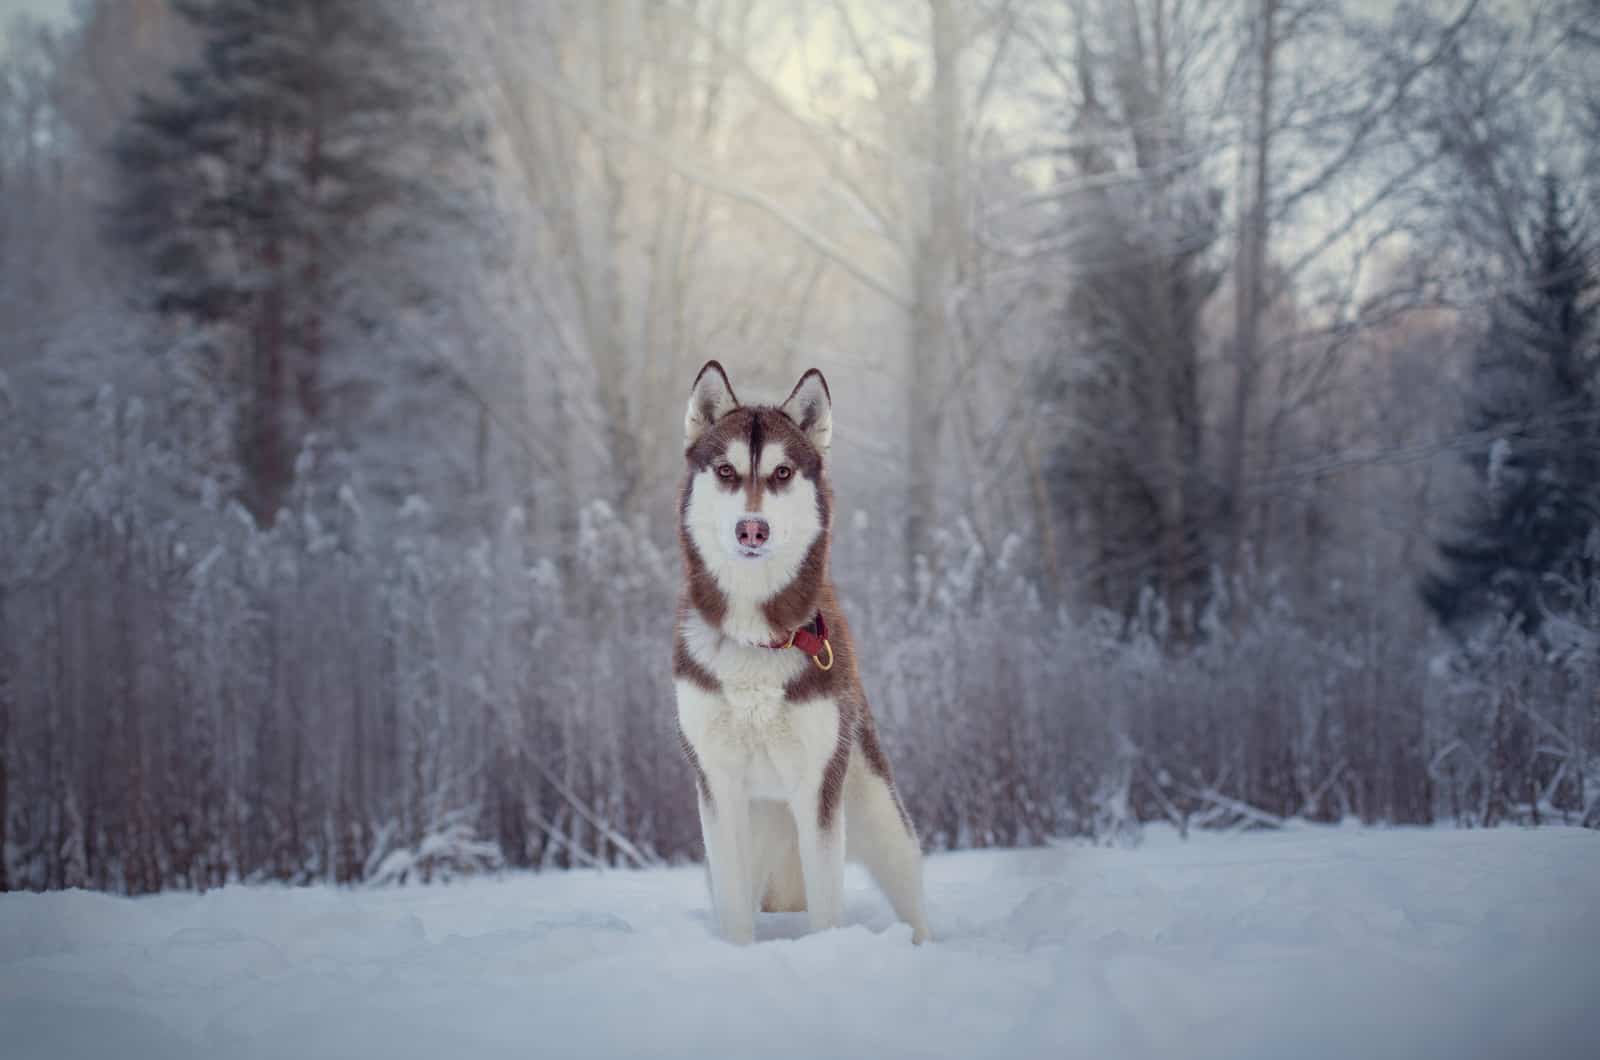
<box><xmin>762</xmin><ymin>409</ymin><xmax>824</xmax><ymax>482</ymax></box>
<box><xmin>858</xmin><ymin>710</ymin><xmax>914</xmax><ymax>833</ymax></box>
<box><xmin>678</xmin><ymin>482</ymin><xmax>729</xmax><ymax>629</ymax></box>
<box><xmin>682</xmin><ymin>543</ymin><xmax>728</xmax><ymax>629</ymax></box>
<box><xmin>744</xmin><ymin>411</ymin><xmax>765</xmax><ymax>510</ymax></box>
<box><xmin>672</xmin><ymin>629</ymin><xmax>720</xmax><ymax>694</ymax></box>
<box><xmin>678</xmin><ymin>722</ymin><xmax>711</xmax><ymax>807</ymax></box>
<box><xmin>817</xmin><ymin>702</ymin><xmax>858</xmax><ymax>832</ymax></box>
<box><xmin>763</xmin><ymin>536</ymin><xmax>830</xmax><ymax>640</ymax></box>
<box><xmin>685</xmin><ymin>407</ymin><xmax>753</xmax><ymax>471</ymax></box>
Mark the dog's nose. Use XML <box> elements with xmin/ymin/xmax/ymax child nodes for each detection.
<box><xmin>736</xmin><ymin>517</ymin><xmax>770</xmax><ymax>549</ymax></box>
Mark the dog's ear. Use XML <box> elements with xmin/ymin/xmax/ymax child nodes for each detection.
<box><xmin>685</xmin><ymin>360</ymin><xmax>740</xmax><ymax>444</ymax></box>
<box><xmin>780</xmin><ymin>368</ymin><xmax>832</xmax><ymax>452</ymax></box>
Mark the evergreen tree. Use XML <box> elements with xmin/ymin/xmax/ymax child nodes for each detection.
<box><xmin>1423</xmin><ymin>177</ymin><xmax>1600</xmax><ymax>635</ymax></box>
<box><xmin>109</xmin><ymin>0</ymin><xmax>481</xmax><ymax>521</ymax></box>
<box><xmin>1042</xmin><ymin>22</ymin><xmax>1224</xmax><ymax>633</ymax></box>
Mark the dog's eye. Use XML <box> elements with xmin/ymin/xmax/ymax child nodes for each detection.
<box><xmin>716</xmin><ymin>464</ymin><xmax>735</xmax><ymax>480</ymax></box>
<box><xmin>774</xmin><ymin>466</ymin><xmax>793</xmax><ymax>481</ymax></box>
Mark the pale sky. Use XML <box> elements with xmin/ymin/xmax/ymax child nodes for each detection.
<box><xmin>0</xmin><ymin>0</ymin><xmax>73</xmax><ymax>34</ymax></box>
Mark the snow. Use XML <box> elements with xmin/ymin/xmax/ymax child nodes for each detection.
<box><xmin>2</xmin><ymin>826</ymin><xmax>1596</xmax><ymax>1060</ymax></box>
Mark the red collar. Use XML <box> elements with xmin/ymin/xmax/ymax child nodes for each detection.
<box><xmin>762</xmin><ymin>611</ymin><xmax>834</xmax><ymax>671</ymax></box>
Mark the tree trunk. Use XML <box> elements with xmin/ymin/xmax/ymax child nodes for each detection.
<box><xmin>1222</xmin><ymin>0</ymin><xmax>1277</xmax><ymax>579</ymax></box>
<box><xmin>906</xmin><ymin>0</ymin><xmax>963</xmax><ymax>579</ymax></box>
<box><xmin>298</xmin><ymin>91</ymin><xmax>325</xmax><ymax>423</ymax></box>
<box><xmin>248</xmin><ymin>239</ymin><xmax>292</xmax><ymax>520</ymax></box>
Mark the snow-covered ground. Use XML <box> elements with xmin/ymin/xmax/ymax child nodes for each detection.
<box><xmin>2</xmin><ymin>826</ymin><xmax>1596</xmax><ymax>1060</ymax></box>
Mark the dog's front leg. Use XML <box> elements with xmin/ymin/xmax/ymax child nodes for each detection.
<box><xmin>780</xmin><ymin>702</ymin><xmax>849</xmax><ymax>935</ymax></box>
<box><xmin>792</xmin><ymin>800</ymin><xmax>845</xmax><ymax>934</ymax></box>
<box><xmin>698</xmin><ymin>771</ymin><xmax>755</xmax><ymax>944</ymax></box>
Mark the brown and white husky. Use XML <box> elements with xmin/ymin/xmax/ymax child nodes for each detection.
<box><xmin>673</xmin><ymin>360</ymin><xmax>931</xmax><ymax>945</ymax></box>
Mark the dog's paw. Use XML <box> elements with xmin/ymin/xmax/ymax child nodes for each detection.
<box><xmin>721</xmin><ymin>924</ymin><xmax>755</xmax><ymax>946</ymax></box>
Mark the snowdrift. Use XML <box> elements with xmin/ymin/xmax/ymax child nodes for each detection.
<box><xmin>2</xmin><ymin>826</ymin><xmax>1596</xmax><ymax>1059</ymax></box>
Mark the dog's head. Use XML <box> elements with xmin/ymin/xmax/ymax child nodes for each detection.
<box><xmin>680</xmin><ymin>361</ymin><xmax>832</xmax><ymax>596</ymax></box>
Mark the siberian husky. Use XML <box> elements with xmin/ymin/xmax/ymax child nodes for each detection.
<box><xmin>673</xmin><ymin>361</ymin><xmax>931</xmax><ymax>945</ymax></box>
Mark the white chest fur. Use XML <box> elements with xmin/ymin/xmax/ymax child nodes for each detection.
<box><xmin>676</xmin><ymin>613</ymin><xmax>837</xmax><ymax>801</ymax></box>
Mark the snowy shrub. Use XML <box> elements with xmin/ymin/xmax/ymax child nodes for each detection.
<box><xmin>367</xmin><ymin>816</ymin><xmax>504</xmax><ymax>886</ymax></box>
<box><xmin>2</xmin><ymin>470</ymin><xmax>1596</xmax><ymax>893</ymax></box>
